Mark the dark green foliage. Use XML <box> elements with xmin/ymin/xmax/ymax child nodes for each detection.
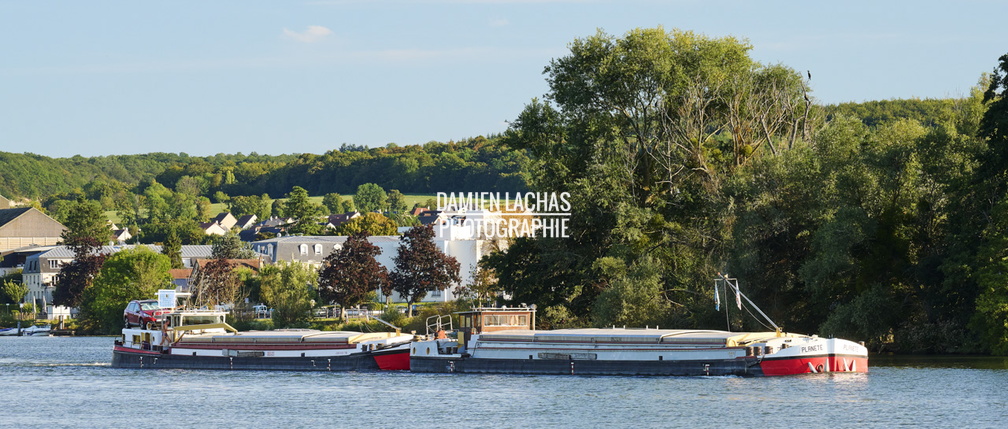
<box><xmin>284</xmin><ymin>186</ymin><xmax>324</xmax><ymax>235</ymax></box>
<box><xmin>162</xmin><ymin>229</ymin><xmax>183</xmax><ymax>269</ymax></box>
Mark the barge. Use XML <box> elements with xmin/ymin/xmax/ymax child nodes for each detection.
<box><xmin>410</xmin><ymin>276</ymin><xmax>868</xmax><ymax>377</ymax></box>
<box><xmin>112</xmin><ymin>290</ymin><xmax>413</xmax><ymax>371</ymax></box>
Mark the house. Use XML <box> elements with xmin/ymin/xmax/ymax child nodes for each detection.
<box><xmin>411</xmin><ymin>207</ymin><xmax>430</xmax><ymax>216</ymax></box>
<box><xmin>239</xmin><ymin>225</ymin><xmax>284</xmax><ymax>242</ymax></box>
<box><xmin>21</xmin><ymin>244</ymin><xmax>212</xmax><ymax>317</ymax></box>
<box><xmin>0</xmin><ymin>207</ymin><xmax>67</xmax><ymax>253</ymax></box>
<box><xmin>212</xmin><ymin>212</ymin><xmax>238</xmax><ymax>230</ymax></box>
<box><xmin>234</xmin><ymin>214</ymin><xmax>258</xmax><ymax>230</ymax></box>
<box><xmin>199</xmin><ymin>221</ymin><xmax>228</xmax><ymax>236</ymax></box>
<box><xmin>169</xmin><ymin>268</ymin><xmax>193</xmax><ymax>289</ymax></box>
<box><xmin>325</xmin><ymin>212</ymin><xmax>361</xmax><ymax>230</ymax></box>
<box><xmin>0</xmin><ymin>246</ymin><xmax>54</xmax><ymax>277</ymax></box>
<box><xmin>0</xmin><ymin>194</ymin><xmax>11</xmax><ymax>209</ymax></box>
<box><xmin>261</xmin><ymin>217</ymin><xmax>294</xmax><ymax>228</ymax></box>
<box><xmin>112</xmin><ymin>228</ymin><xmax>132</xmax><ymax>243</ymax></box>
<box><xmin>250</xmin><ymin>232</ymin><xmax>498</xmax><ymax>304</ymax></box>
<box><xmin>416</xmin><ymin>210</ymin><xmax>442</xmax><ymax>226</ymax></box>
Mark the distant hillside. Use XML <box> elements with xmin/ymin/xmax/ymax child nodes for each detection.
<box><xmin>0</xmin><ymin>137</ymin><xmax>529</xmax><ymax>202</ymax></box>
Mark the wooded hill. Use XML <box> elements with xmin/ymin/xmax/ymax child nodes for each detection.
<box><xmin>0</xmin><ymin>136</ymin><xmax>529</xmax><ymax>203</ymax></box>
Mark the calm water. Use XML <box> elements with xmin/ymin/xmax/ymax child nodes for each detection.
<box><xmin>2</xmin><ymin>336</ymin><xmax>1006</xmax><ymax>428</ymax></box>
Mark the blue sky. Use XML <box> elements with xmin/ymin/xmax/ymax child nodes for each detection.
<box><xmin>1</xmin><ymin>0</ymin><xmax>1004</xmax><ymax>158</ymax></box>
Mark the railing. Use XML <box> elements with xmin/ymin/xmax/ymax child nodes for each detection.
<box><xmin>425</xmin><ymin>314</ymin><xmax>453</xmax><ymax>337</ymax></box>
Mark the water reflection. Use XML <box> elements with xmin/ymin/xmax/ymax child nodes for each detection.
<box><xmin>872</xmin><ymin>354</ymin><xmax>1008</xmax><ymax>370</ymax></box>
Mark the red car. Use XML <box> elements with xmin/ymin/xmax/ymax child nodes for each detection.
<box><xmin>123</xmin><ymin>300</ymin><xmax>170</xmax><ymax>329</ymax></box>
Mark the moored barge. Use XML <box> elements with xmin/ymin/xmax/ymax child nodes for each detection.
<box><xmin>410</xmin><ymin>276</ymin><xmax>868</xmax><ymax>377</ymax></box>
<box><xmin>112</xmin><ymin>290</ymin><xmax>413</xmax><ymax>371</ymax></box>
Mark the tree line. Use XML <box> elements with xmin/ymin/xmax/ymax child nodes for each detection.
<box><xmin>0</xmin><ymin>136</ymin><xmax>528</xmax><ymax>204</ymax></box>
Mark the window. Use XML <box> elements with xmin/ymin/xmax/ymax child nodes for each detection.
<box><xmin>49</xmin><ymin>260</ymin><xmax>60</xmax><ymax>269</ymax></box>
<box><xmin>314</xmin><ymin>244</ymin><xmax>322</xmax><ymax>255</ymax></box>
<box><xmin>299</xmin><ymin>244</ymin><xmax>308</xmax><ymax>255</ymax></box>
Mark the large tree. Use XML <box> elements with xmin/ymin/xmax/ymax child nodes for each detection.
<box><xmin>493</xmin><ymin>27</ymin><xmax>810</xmax><ymax>325</ymax></box>
<box><xmin>354</xmin><ymin>183</ymin><xmax>387</xmax><ymax>213</ymax></box>
<box><xmin>322</xmin><ymin>193</ymin><xmax>353</xmax><ymax>215</ymax></box>
<box><xmin>389</xmin><ymin>225</ymin><xmax>460</xmax><ymax>317</ymax></box>
<box><xmin>162</xmin><ymin>229</ymin><xmax>183</xmax><ymax>269</ymax></box>
<box><xmin>317</xmin><ymin>232</ymin><xmax>389</xmax><ymax>314</ymax></box>
<box><xmin>79</xmin><ymin>246</ymin><xmax>172</xmax><ymax>333</ymax></box>
<box><xmin>969</xmin><ymin>53</ymin><xmax>1008</xmax><ymax>353</ymax></box>
<box><xmin>259</xmin><ymin>261</ymin><xmax>316</xmax><ymax>328</ymax></box>
<box><xmin>284</xmin><ymin>186</ymin><xmax>323</xmax><ymax>235</ymax></box>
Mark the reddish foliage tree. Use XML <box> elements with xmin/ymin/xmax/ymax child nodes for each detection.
<box><xmin>192</xmin><ymin>258</ymin><xmax>240</xmax><ymax>308</ymax></box>
<box><xmin>390</xmin><ymin>225</ymin><xmax>461</xmax><ymax>317</ymax></box>
<box><xmin>317</xmin><ymin>232</ymin><xmax>389</xmax><ymax>312</ymax></box>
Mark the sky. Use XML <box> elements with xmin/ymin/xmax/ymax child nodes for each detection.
<box><xmin>1</xmin><ymin>0</ymin><xmax>1004</xmax><ymax>158</ymax></box>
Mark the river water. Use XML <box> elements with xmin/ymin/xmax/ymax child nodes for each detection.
<box><xmin>2</xmin><ymin>336</ymin><xmax>1005</xmax><ymax>428</ymax></box>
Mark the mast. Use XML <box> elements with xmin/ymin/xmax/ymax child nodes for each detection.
<box><xmin>715</xmin><ymin>272</ymin><xmax>780</xmax><ymax>332</ymax></box>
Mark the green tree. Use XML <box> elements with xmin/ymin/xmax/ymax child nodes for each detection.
<box><xmin>968</xmin><ymin>53</ymin><xmax>1008</xmax><ymax>354</ymax></box>
<box><xmin>284</xmin><ymin>186</ymin><xmax>323</xmax><ymax>235</ymax></box>
<box><xmin>390</xmin><ymin>225</ymin><xmax>461</xmax><ymax>317</ymax></box>
<box><xmin>333</xmin><ymin>212</ymin><xmax>398</xmax><ymax>236</ymax></box>
<box><xmin>162</xmin><ymin>229</ymin><xmax>184</xmax><ymax>269</ymax></box>
<box><xmin>494</xmin><ymin>27</ymin><xmax>811</xmax><ymax>326</ymax></box>
<box><xmin>231</xmin><ymin>194</ymin><xmax>271</xmax><ymax>221</ymax></box>
<box><xmin>317</xmin><ymin>232</ymin><xmax>388</xmax><ymax>314</ymax></box>
<box><xmin>212</xmin><ymin>191</ymin><xmax>230</xmax><ymax>205</ymax></box>
<box><xmin>322</xmin><ymin>193</ymin><xmax>351</xmax><ymax>215</ymax></box>
<box><xmin>259</xmin><ymin>261</ymin><xmax>316</xmax><ymax>328</ymax></box>
<box><xmin>387</xmin><ymin>189</ymin><xmax>408</xmax><ymax>214</ymax></box>
<box><xmin>354</xmin><ymin>183</ymin><xmax>387</xmax><ymax>213</ymax></box>
<box><xmin>79</xmin><ymin>247</ymin><xmax>172</xmax><ymax>333</ymax></box>
<box><xmin>211</xmin><ymin>231</ymin><xmax>257</xmax><ymax>259</ymax></box>
<box><xmin>2</xmin><ymin>280</ymin><xmax>28</xmax><ymax>305</ymax></box>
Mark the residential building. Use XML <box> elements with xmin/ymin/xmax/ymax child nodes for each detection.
<box><xmin>199</xmin><ymin>221</ymin><xmax>228</xmax><ymax>236</ymax></box>
<box><xmin>212</xmin><ymin>212</ymin><xmax>238</xmax><ymax>230</ymax></box>
<box><xmin>234</xmin><ymin>214</ymin><xmax>258</xmax><ymax>230</ymax></box>
<box><xmin>325</xmin><ymin>212</ymin><xmax>360</xmax><ymax>230</ymax></box>
<box><xmin>112</xmin><ymin>228</ymin><xmax>132</xmax><ymax>243</ymax></box>
<box><xmin>0</xmin><ymin>207</ymin><xmax>67</xmax><ymax>252</ymax></box>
